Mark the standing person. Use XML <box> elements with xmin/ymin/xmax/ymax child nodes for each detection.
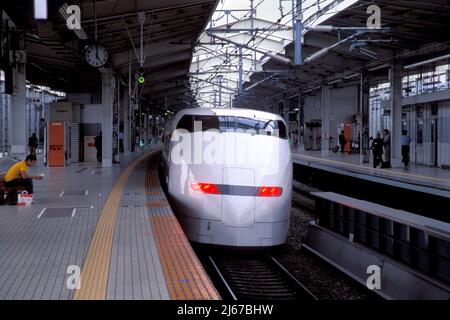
<box><xmin>3</xmin><ymin>154</ymin><xmax>44</xmax><ymax>204</ymax></box>
<box><xmin>94</xmin><ymin>131</ymin><xmax>102</xmax><ymax>163</ymax></box>
<box><xmin>362</xmin><ymin>128</ymin><xmax>370</xmax><ymax>163</ymax></box>
<box><xmin>371</xmin><ymin>132</ymin><xmax>383</xmax><ymax>168</ymax></box>
<box><xmin>119</xmin><ymin>131</ymin><xmax>124</xmax><ymax>153</ymax></box>
<box><xmin>401</xmin><ymin>130</ymin><xmax>411</xmax><ymax>168</ymax></box>
<box><xmin>382</xmin><ymin>129</ymin><xmax>391</xmax><ymax>168</ymax></box>
<box><xmin>339</xmin><ymin>130</ymin><xmax>346</xmax><ymax>153</ymax></box>
<box><xmin>28</xmin><ymin>133</ymin><xmax>38</xmax><ymax>156</ymax></box>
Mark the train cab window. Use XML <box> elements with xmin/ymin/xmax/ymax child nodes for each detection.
<box><xmin>176</xmin><ymin>115</ymin><xmax>287</xmax><ymax>139</ymax></box>
<box><xmin>218</xmin><ymin>116</ymin><xmax>236</xmax><ymax>132</ymax></box>
<box><xmin>236</xmin><ymin>117</ymin><xmax>265</xmax><ymax>131</ymax></box>
<box><xmin>176</xmin><ymin>115</ymin><xmax>193</xmax><ymax>132</ymax></box>
<box><xmin>262</xmin><ymin>120</ymin><xmax>287</xmax><ymax>139</ymax></box>
<box><xmin>195</xmin><ymin>115</ymin><xmax>220</xmax><ymax>131</ymax></box>
<box><xmin>264</xmin><ymin>120</ymin><xmax>277</xmax><ymax>135</ymax></box>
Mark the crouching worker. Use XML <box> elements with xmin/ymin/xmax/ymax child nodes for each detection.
<box><xmin>3</xmin><ymin>154</ymin><xmax>43</xmax><ymax>204</ymax></box>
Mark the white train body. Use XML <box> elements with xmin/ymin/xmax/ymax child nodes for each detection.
<box><xmin>162</xmin><ymin>107</ymin><xmax>292</xmax><ymax>247</ymax></box>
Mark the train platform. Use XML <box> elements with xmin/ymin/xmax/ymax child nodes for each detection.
<box><xmin>291</xmin><ymin>149</ymin><xmax>450</xmax><ymax>199</ymax></box>
<box><xmin>0</xmin><ymin>147</ymin><xmax>220</xmax><ymax>300</ymax></box>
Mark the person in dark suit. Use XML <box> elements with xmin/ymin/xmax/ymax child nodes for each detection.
<box><xmin>28</xmin><ymin>133</ymin><xmax>38</xmax><ymax>156</ymax></box>
<box><xmin>371</xmin><ymin>132</ymin><xmax>383</xmax><ymax>168</ymax></box>
<box><xmin>338</xmin><ymin>131</ymin><xmax>346</xmax><ymax>153</ymax></box>
<box><xmin>94</xmin><ymin>131</ymin><xmax>102</xmax><ymax>162</ymax></box>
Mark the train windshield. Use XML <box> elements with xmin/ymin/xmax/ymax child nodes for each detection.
<box><xmin>176</xmin><ymin>115</ymin><xmax>287</xmax><ymax>139</ymax></box>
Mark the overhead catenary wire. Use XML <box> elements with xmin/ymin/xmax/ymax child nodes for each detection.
<box><xmin>193</xmin><ymin>0</ymin><xmax>329</xmax><ymax>104</ymax></box>
<box><xmin>197</xmin><ymin>0</ymin><xmax>329</xmax><ymax>85</ymax></box>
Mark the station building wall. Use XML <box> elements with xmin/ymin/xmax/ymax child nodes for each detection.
<box><xmin>404</xmin><ymin>100</ymin><xmax>450</xmax><ymax>168</ymax></box>
<box><xmin>304</xmin><ymin>86</ymin><xmax>359</xmax><ymax>148</ymax></box>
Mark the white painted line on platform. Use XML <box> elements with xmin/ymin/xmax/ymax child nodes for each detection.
<box><xmin>91</xmin><ymin>171</ymin><xmax>96</xmax><ymax>175</ymax></box>
<box><xmin>71</xmin><ymin>208</ymin><xmax>77</xmax><ymax>218</ymax></box>
<box><xmin>59</xmin><ymin>190</ymin><xmax>65</xmax><ymax>198</ymax></box>
<box><xmin>37</xmin><ymin>208</ymin><xmax>47</xmax><ymax>219</ymax></box>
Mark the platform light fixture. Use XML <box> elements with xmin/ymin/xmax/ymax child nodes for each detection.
<box><xmin>34</xmin><ymin>0</ymin><xmax>48</xmax><ymax>20</ymax></box>
<box><xmin>404</xmin><ymin>54</ymin><xmax>450</xmax><ymax>70</ymax></box>
<box><xmin>328</xmin><ymin>79</ymin><xmax>343</xmax><ymax>85</ymax></box>
<box><xmin>344</xmin><ymin>73</ymin><xmax>360</xmax><ymax>80</ymax></box>
<box><xmin>368</xmin><ymin>63</ymin><xmax>390</xmax><ymax>72</ymax></box>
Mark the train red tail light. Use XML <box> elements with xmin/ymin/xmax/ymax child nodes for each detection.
<box><xmin>257</xmin><ymin>186</ymin><xmax>282</xmax><ymax>197</ymax></box>
<box><xmin>191</xmin><ymin>183</ymin><xmax>221</xmax><ymax>194</ymax></box>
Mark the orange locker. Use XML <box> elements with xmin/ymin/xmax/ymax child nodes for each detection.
<box><xmin>48</xmin><ymin>122</ymin><xmax>65</xmax><ymax>166</ymax></box>
<box><xmin>344</xmin><ymin>123</ymin><xmax>352</xmax><ymax>153</ymax></box>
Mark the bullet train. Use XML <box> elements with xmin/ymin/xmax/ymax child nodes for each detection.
<box><xmin>162</xmin><ymin>107</ymin><xmax>292</xmax><ymax>247</ymax></box>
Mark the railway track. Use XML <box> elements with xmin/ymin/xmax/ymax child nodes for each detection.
<box><xmin>207</xmin><ymin>253</ymin><xmax>318</xmax><ymax>300</ymax></box>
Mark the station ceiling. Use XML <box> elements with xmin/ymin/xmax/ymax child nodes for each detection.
<box><xmin>234</xmin><ymin>0</ymin><xmax>450</xmax><ymax>109</ymax></box>
<box><xmin>2</xmin><ymin>0</ymin><xmax>218</xmax><ymax>109</ymax></box>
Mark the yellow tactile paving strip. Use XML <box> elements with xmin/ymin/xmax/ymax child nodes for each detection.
<box><xmin>145</xmin><ymin>167</ymin><xmax>220</xmax><ymax>300</ymax></box>
<box><xmin>73</xmin><ymin>150</ymin><xmax>158</xmax><ymax>300</ymax></box>
<box><xmin>73</xmin><ymin>148</ymin><xmax>219</xmax><ymax>300</ymax></box>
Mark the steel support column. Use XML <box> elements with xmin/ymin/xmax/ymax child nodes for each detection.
<box><xmin>391</xmin><ymin>61</ymin><xmax>403</xmax><ymax>167</ymax></box>
<box><xmin>101</xmin><ymin>68</ymin><xmax>113</xmax><ymax>167</ymax></box>
<box><xmin>321</xmin><ymin>86</ymin><xmax>330</xmax><ymax>156</ymax></box>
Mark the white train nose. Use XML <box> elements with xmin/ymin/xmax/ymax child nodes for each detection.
<box><xmin>221</xmin><ymin>167</ymin><xmax>255</xmax><ymax>227</ymax></box>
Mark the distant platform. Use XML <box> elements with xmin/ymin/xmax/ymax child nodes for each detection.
<box><xmin>0</xmin><ymin>147</ymin><xmax>219</xmax><ymax>300</ymax></box>
<box><xmin>292</xmin><ymin>149</ymin><xmax>450</xmax><ymax>199</ymax></box>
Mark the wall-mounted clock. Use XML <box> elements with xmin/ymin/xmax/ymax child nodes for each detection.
<box><xmin>84</xmin><ymin>43</ymin><xmax>109</xmax><ymax>68</ymax></box>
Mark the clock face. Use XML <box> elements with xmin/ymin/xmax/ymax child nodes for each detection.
<box><xmin>85</xmin><ymin>44</ymin><xmax>109</xmax><ymax>68</ymax></box>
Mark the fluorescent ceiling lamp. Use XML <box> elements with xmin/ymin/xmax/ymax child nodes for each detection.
<box><xmin>328</xmin><ymin>79</ymin><xmax>343</xmax><ymax>85</ymax></box>
<box><xmin>344</xmin><ymin>73</ymin><xmax>360</xmax><ymax>79</ymax></box>
<box><xmin>368</xmin><ymin>63</ymin><xmax>390</xmax><ymax>72</ymax></box>
<box><xmin>404</xmin><ymin>54</ymin><xmax>450</xmax><ymax>70</ymax></box>
<box><xmin>34</xmin><ymin>0</ymin><xmax>48</xmax><ymax>20</ymax></box>
<box><xmin>309</xmin><ymin>25</ymin><xmax>334</xmax><ymax>32</ymax></box>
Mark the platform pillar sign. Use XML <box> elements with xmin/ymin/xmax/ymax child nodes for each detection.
<box><xmin>10</xmin><ymin>63</ymin><xmax>27</xmax><ymax>159</ymax></box>
<box><xmin>122</xmin><ymin>86</ymin><xmax>130</xmax><ymax>153</ymax></box>
<box><xmin>112</xmin><ymin>76</ymin><xmax>120</xmax><ymax>163</ymax></box>
<box><xmin>321</xmin><ymin>86</ymin><xmax>330</xmax><ymax>156</ymax></box>
<box><xmin>391</xmin><ymin>61</ymin><xmax>403</xmax><ymax>167</ymax></box>
<box><xmin>48</xmin><ymin>121</ymin><xmax>65</xmax><ymax>166</ymax></box>
<box><xmin>101</xmin><ymin>68</ymin><xmax>113</xmax><ymax>167</ymax></box>
<box><xmin>360</xmin><ymin>73</ymin><xmax>370</xmax><ymax>163</ymax></box>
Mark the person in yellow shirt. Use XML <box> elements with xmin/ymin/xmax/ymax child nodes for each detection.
<box><xmin>3</xmin><ymin>154</ymin><xmax>43</xmax><ymax>197</ymax></box>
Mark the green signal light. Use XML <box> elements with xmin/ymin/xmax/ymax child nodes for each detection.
<box><xmin>138</xmin><ymin>76</ymin><xmax>145</xmax><ymax>84</ymax></box>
